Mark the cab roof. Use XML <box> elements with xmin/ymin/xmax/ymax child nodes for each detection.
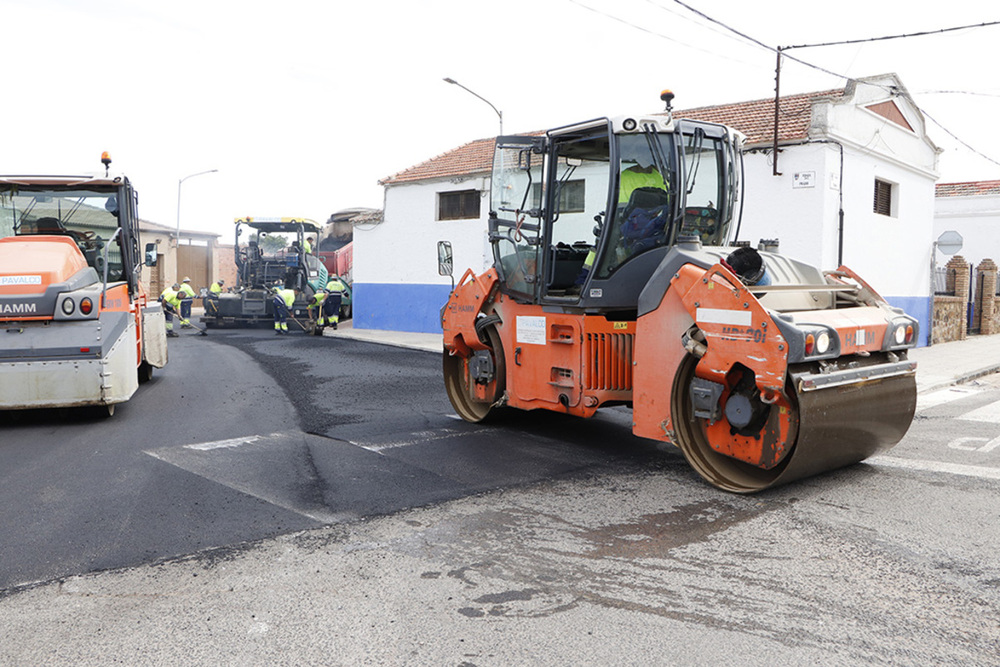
<box><xmin>0</xmin><ymin>174</ymin><xmax>125</xmax><ymax>188</ymax></box>
<box><xmin>235</xmin><ymin>217</ymin><xmax>322</xmax><ymax>234</ymax></box>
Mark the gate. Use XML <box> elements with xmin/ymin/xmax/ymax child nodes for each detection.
<box><xmin>177</xmin><ymin>243</ymin><xmax>210</xmax><ymax>293</ymax></box>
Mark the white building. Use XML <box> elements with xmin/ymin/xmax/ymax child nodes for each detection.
<box><xmin>355</xmin><ymin>74</ymin><xmax>940</xmax><ymax>344</ymax></box>
<box><xmin>934</xmin><ymin>180</ymin><xmax>1000</xmax><ymax>270</ymax></box>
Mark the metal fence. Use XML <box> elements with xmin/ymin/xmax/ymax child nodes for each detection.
<box><xmin>933</xmin><ymin>266</ymin><xmax>955</xmax><ymax>295</ymax></box>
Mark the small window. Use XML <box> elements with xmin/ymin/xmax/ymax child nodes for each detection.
<box><xmin>438</xmin><ymin>190</ymin><xmax>481</xmax><ymax>221</ymax></box>
<box><xmin>874</xmin><ymin>179</ymin><xmax>894</xmax><ymax>217</ymax></box>
<box><xmin>531</xmin><ymin>179</ymin><xmax>586</xmax><ymax>213</ymax></box>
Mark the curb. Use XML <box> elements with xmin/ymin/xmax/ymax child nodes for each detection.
<box><xmin>918</xmin><ymin>363</ymin><xmax>1000</xmax><ymax>395</ymax></box>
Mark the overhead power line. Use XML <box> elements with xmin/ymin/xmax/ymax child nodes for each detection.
<box><xmin>565</xmin><ymin>0</ymin><xmax>770</xmax><ymax>67</ymax></box>
<box><xmin>667</xmin><ymin>0</ymin><xmax>1000</xmax><ymax>172</ymax></box>
<box><xmin>782</xmin><ymin>21</ymin><xmax>1000</xmax><ymax>50</ymax></box>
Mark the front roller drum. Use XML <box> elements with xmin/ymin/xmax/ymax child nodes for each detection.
<box><xmin>672</xmin><ymin>355</ymin><xmax>917</xmax><ymax>493</ymax></box>
<box><xmin>443</xmin><ymin>326</ymin><xmax>506</xmax><ymax>423</ymax></box>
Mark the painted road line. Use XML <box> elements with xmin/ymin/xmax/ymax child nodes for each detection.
<box><xmin>350</xmin><ymin>426</ymin><xmax>493</xmax><ymax>453</ymax></box>
<box><xmin>957</xmin><ymin>399</ymin><xmax>1000</xmax><ymax>424</ymax></box>
<box><xmin>869</xmin><ymin>455</ymin><xmax>1000</xmax><ymax>481</ymax></box>
<box><xmin>915</xmin><ymin>386</ymin><xmax>980</xmax><ymax>413</ymax></box>
<box><xmin>183</xmin><ymin>434</ymin><xmax>273</xmax><ymax>451</ymax></box>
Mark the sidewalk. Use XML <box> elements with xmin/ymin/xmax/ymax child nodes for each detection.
<box><xmin>329</xmin><ymin>321</ymin><xmax>1000</xmax><ymax>395</ymax></box>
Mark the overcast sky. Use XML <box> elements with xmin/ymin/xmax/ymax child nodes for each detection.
<box><xmin>4</xmin><ymin>0</ymin><xmax>998</xmax><ymax>240</ymax></box>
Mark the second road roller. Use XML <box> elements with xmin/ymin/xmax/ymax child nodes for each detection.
<box><xmin>440</xmin><ymin>92</ymin><xmax>919</xmax><ymax>493</ymax></box>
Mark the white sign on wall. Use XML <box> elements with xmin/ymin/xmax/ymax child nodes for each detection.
<box><xmin>793</xmin><ymin>171</ymin><xmax>816</xmax><ymax>188</ymax></box>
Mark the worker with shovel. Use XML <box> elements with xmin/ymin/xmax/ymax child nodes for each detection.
<box><xmin>159</xmin><ymin>283</ymin><xmax>187</xmax><ymax>338</ymax></box>
<box><xmin>272</xmin><ymin>283</ymin><xmax>297</xmax><ymax>335</ymax></box>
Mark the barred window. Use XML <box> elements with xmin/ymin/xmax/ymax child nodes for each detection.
<box><xmin>438</xmin><ymin>190</ymin><xmax>481</xmax><ymax>221</ymax></box>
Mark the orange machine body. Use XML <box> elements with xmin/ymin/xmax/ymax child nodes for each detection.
<box><xmin>0</xmin><ymin>173</ymin><xmax>168</xmax><ymax>413</ymax></box>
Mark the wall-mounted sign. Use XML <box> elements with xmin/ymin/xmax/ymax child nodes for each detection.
<box><xmin>793</xmin><ymin>171</ymin><xmax>816</xmax><ymax>188</ymax></box>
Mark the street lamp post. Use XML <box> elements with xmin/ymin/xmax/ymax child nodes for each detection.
<box><xmin>443</xmin><ymin>77</ymin><xmax>503</xmax><ymax>136</ymax></box>
<box><xmin>176</xmin><ymin>169</ymin><xmax>218</xmax><ymax>248</ymax></box>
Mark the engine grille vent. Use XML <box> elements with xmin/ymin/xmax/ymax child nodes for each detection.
<box><xmin>584</xmin><ymin>332</ymin><xmax>634</xmax><ymax>391</ymax></box>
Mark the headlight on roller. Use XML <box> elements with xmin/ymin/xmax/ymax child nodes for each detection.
<box><xmin>816</xmin><ymin>331</ymin><xmax>831</xmax><ymax>354</ymax></box>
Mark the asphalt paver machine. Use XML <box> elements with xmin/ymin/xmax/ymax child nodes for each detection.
<box><xmin>203</xmin><ymin>217</ymin><xmax>328</xmax><ymax>328</ymax></box>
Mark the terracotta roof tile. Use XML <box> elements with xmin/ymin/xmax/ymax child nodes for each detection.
<box><xmin>381</xmin><ymin>88</ymin><xmax>845</xmax><ymax>185</ymax></box>
<box><xmin>935</xmin><ymin>180</ymin><xmax>1000</xmax><ymax>197</ymax></box>
<box><xmin>380</xmin><ymin>138</ymin><xmax>496</xmax><ymax>185</ymax></box>
<box><xmin>677</xmin><ymin>88</ymin><xmax>843</xmax><ymax>147</ymax></box>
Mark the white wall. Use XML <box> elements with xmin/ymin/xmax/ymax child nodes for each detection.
<box><xmin>354</xmin><ymin>176</ymin><xmax>490</xmax><ymax>287</ymax></box>
<box><xmin>934</xmin><ymin>194</ymin><xmax>1000</xmax><ymax>270</ymax></box>
<box><xmin>739</xmin><ymin>145</ymin><xmax>841</xmax><ymax>271</ymax></box>
<box><xmin>739</xmin><ymin>83</ymin><xmax>938</xmax><ymax>301</ymax></box>
<box><xmin>838</xmin><ymin>148</ymin><xmax>935</xmax><ymax>299</ymax></box>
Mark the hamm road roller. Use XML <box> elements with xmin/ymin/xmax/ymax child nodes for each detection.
<box><xmin>441</xmin><ymin>92</ymin><xmax>918</xmax><ymax>493</ymax></box>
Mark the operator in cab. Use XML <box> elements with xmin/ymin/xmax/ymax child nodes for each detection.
<box><xmin>575</xmin><ymin>143</ymin><xmax>671</xmax><ymax>286</ymax></box>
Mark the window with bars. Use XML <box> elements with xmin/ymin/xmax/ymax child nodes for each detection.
<box><xmin>874</xmin><ymin>179</ymin><xmax>894</xmax><ymax>217</ymax></box>
<box><xmin>438</xmin><ymin>190</ymin><xmax>481</xmax><ymax>221</ymax></box>
<box><xmin>531</xmin><ymin>179</ymin><xmax>586</xmax><ymax>213</ymax></box>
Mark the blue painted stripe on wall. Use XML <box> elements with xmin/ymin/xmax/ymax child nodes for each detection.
<box><xmin>353</xmin><ymin>283</ymin><xmax>452</xmax><ymax>333</ymax></box>
<box><xmin>885</xmin><ymin>295</ymin><xmax>931</xmax><ymax>348</ymax></box>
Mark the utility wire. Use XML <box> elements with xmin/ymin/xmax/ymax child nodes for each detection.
<box><xmin>639</xmin><ymin>0</ymin><xmax>771</xmax><ymax>54</ymax></box>
<box><xmin>667</xmin><ymin>0</ymin><xmax>1000</xmax><ymax>169</ymax></box>
<box><xmin>916</xmin><ymin>90</ymin><xmax>1000</xmax><ymax>99</ymax></box>
<box><xmin>782</xmin><ymin>21</ymin><xmax>1000</xmax><ymax>50</ymax></box>
<box><xmin>567</xmin><ymin>0</ymin><xmax>1000</xmax><ymax>169</ymax></box>
<box><xmin>565</xmin><ymin>0</ymin><xmax>770</xmax><ymax>67</ymax></box>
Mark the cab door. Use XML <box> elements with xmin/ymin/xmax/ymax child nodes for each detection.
<box><xmin>489</xmin><ymin>136</ymin><xmax>547</xmax><ymax>303</ymax></box>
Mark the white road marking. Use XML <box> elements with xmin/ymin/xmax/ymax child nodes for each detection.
<box><xmin>915</xmin><ymin>386</ymin><xmax>979</xmax><ymax>412</ymax></box>
<box><xmin>869</xmin><ymin>455</ymin><xmax>1000</xmax><ymax>481</ymax></box>
<box><xmin>147</xmin><ymin>433</ymin><xmax>355</xmax><ymax>524</ymax></box>
<box><xmin>957</xmin><ymin>400</ymin><xmax>1000</xmax><ymax>424</ymax></box>
<box><xmin>948</xmin><ymin>436</ymin><xmax>1000</xmax><ymax>453</ymax></box>
<box><xmin>183</xmin><ymin>434</ymin><xmax>272</xmax><ymax>451</ymax></box>
<box><xmin>350</xmin><ymin>426</ymin><xmax>492</xmax><ymax>453</ymax></box>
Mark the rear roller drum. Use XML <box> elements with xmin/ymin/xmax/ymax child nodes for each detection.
<box><xmin>443</xmin><ymin>326</ymin><xmax>506</xmax><ymax>423</ymax></box>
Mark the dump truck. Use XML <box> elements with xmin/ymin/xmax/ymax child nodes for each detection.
<box><xmin>440</xmin><ymin>92</ymin><xmax>919</xmax><ymax>493</ymax></box>
<box><xmin>317</xmin><ymin>241</ymin><xmax>353</xmax><ymax>320</ymax></box>
<box><xmin>0</xmin><ymin>154</ymin><xmax>168</xmax><ymax>416</ymax></box>
<box><xmin>202</xmin><ymin>217</ymin><xmax>329</xmax><ymax>328</ymax></box>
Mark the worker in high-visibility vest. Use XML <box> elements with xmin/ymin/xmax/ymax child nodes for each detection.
<box><xmin>304</xmin><ymin>236</ymin><xmax>314</xmax><ymax>254</ymax></box>
<box><xmin>271</xmin><ymin>284</ymin><xmax>296</xmax><ymax>334</ymax></box>
<box><xmin>319</xmin><ymin>275</ymin><xmax>347</xmax><ymax>330</ymax></box>
<box><xmin>205</xmin><ymin>279</ymin><xmax>224</xmax><ymax>316</ymax></box>
<box><xmin>307</xmin><ymin>287</ymin><xmax>328</xmax><ymax>327</ymax></box>
<box><xmin>178</xmin><ymin>277</ymin><xmax>197</xmax><ymax>327</ymax></box>
<box><xmin>159</xmin><ymin>283</ymin><xmax>185</xmax><ymax>337</ymax></box>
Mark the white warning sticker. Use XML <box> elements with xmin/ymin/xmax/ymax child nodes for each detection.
<box><xmin>696</xmin><ymin>307</ymin><xmax>753</xmax><ymax>327</ymax></box>
<box><xmin>516</xmin><ymin>315</ymin><xmax>547</xmax><ymax>345</ymax></box>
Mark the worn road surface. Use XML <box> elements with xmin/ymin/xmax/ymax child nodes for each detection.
<box><xmin>1</xmin><ymin>331</ymin><xmax>999</xmax><ymax>665</ymax></box>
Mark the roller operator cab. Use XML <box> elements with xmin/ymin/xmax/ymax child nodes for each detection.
<box><xmin>441</xmin><ymin>92</ymin><xmax>919</xmax><ymax>493</ymax></box>
<box><xmin>0</xmin><ymin>156</ymin><xmax>168</xmax><ymax>416</ymax></box>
